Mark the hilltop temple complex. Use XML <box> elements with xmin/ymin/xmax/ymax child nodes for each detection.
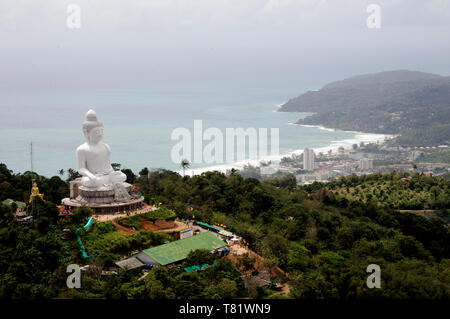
<box><xmin>62</xmin><ymin>109</ymin><xmax>144</xmax><ymax>214</ymax></box>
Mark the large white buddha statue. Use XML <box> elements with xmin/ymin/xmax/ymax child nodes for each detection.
<box><xmin>76</xmin><ymin>109</ymin><xmax>127</xmax><ymax>188</ymax></box>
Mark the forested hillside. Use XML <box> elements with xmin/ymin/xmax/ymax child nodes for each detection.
<box><xmin>0</xmin><ymin>164</ymin><xmax>449</xmax><ymax>299</ymax></box>
<box><xmin>279</xmin><ymin>70</ymin><xmax>450</xmax><ymax>146</ymax></box>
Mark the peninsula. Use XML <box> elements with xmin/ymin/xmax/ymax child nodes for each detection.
<box><xmin>278</xmin><ymin>70</ymin><xmax>450</xmax><ymax>147</ymax></box>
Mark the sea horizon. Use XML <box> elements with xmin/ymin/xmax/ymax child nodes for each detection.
<box><xmin>0</xmin><ymin>79</ymin><xmax>389</xmax><ymax>178</ymax></box>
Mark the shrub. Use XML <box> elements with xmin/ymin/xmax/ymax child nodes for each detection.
<box><xmin>142</xmin><ymin>207</ymin><xmax>176</xmax><ymax>222</ymax></box>
<box><xmin>116</xmin><ymin>215</ymin><xmax>142</xmax><ymax>229</ymax></box>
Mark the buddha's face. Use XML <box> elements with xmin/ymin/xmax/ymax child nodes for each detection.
<box><xmin>87</xmin><ymin>126</ymin><xmax>104</xmax><ymax>144</ymax></box>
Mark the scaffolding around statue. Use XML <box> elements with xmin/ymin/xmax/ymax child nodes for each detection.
<box><xmin>62</xmin><ymin>178</ymin><xmax>144</xmax><ymax>214</ymax></box>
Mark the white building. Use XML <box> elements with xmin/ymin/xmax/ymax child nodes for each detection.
<box><xmin>303</xmin><ymin>148</ymin><xmax>315</xmax><ymax>171</ymax></box>
<box><xmin>359</xmin><ymin>158</ymin><xmax>374</xmax><ymax>171</ymax></box>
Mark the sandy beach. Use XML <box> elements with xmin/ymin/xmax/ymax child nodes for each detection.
<box><xmin>185</xmin><ymin>124</ymin><xmax>393</xmax><ymax>176</ymax></box>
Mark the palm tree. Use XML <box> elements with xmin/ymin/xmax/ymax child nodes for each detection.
<box><xmin>67</xmin><ymin>168</ymin><xmax>79</xmax><ymax>181</ymax></box>
<box><xmin>58</xmin><ymin>169</ymin><xmax>65</xmax><ymax>177</ymax></box>
<box><xmin>181</xmin><ymin>159</ymin><xmax>190</xmax><ymax>177</ymax></box>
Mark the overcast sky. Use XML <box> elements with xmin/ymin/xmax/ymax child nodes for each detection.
<box><xmin>1</xmin><ymin>0</ymin><xmax>449</xmax><ymax>90</ymax></box>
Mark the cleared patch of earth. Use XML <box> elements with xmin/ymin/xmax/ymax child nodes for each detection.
<box><xmin>113</xmin><ymin>219</ymin><xmax>189</xmax><ymax>234</ymax></box>
<box><xmin>94</xmin><ymin>204</ymin><xmax>157</xmax><ymax>222</ymax></box>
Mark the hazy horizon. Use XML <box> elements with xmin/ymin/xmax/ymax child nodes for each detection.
<box><xmin>0</xmin><ymin>0</ymin><xmax>449</xmax><ymax>91</ymax></box>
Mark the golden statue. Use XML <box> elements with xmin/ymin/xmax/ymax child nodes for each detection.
<box><xmin>29</xmin><ymin>182</ymin><xmax>44</xmax><ymax>203</ymax></box>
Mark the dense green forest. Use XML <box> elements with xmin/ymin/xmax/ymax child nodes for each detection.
<box><xmin>279</xmin><ymin>70</ymin><xmax>450</xmax><ymax>146</ymax></box>
<box><xmin>0</xmin><ymin>163</ymin><xmax>449</xmax><ymax>299</ymax></box>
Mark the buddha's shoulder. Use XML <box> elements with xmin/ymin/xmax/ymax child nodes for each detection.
<box><xmin>76</xmin><ymin>143</ymin><xmax>89</xmax><ymax>153</ymax></box>
<box><xmin>76</xmin><ymin>142</ymin><xmax>110</xmax><ymax>153</ymax></box>
<box><xmin>102</xmin><ymin>143</ymin><xmax>111</xmax><ymax>153</ymax></box>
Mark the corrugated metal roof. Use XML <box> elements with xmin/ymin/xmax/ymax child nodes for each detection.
<box><xmin>219</xmin><ymin>229</ymin><xmax>233</xmax><ymax>237</ymax></box>
<box><xmin>133</xmin><ymin>251</ymin><xmax>160</xmax><ymax>266</ymax></box>
<box><xmin>115</xmin><ymin>257</ymin><xmax>144</xmax><ymax>270</ymax></box>
<box><xmin>142</xmin><ymin>232</ymin><xmax>227</xmax><ymax>266</ymax></box>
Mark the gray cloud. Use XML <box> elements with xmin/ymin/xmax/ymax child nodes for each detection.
<box><xmin>0</xmin><ymin>0</ymin><xmax>449</xmax><ymax>90</ymax></box>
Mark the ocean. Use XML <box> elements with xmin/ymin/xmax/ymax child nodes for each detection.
<box><xmin>0</xmin><ymin>79</ymin><xmax>387</xmax><ymax>177</ymax></box>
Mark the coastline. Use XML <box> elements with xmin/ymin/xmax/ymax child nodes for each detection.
<box><xmin>185</xmin><ymin>123</ymin><xmax>393</xmax><ymax>176</ymax></box>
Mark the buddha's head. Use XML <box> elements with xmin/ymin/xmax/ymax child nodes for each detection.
<box><xmin>82</xmin><ymin>109</ymin><xmax>104</xmax><ymax>144</ymax></box>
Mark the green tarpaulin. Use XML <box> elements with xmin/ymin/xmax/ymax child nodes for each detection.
<box><xmin>195</xmin><ymin>221</ymin><xmax>221</xmax><ymax>231</ymax></box>
<box><xmin>142</xmin><ymin>232</ymin><xmax>226</xmax><ymax>266</ymax></box>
